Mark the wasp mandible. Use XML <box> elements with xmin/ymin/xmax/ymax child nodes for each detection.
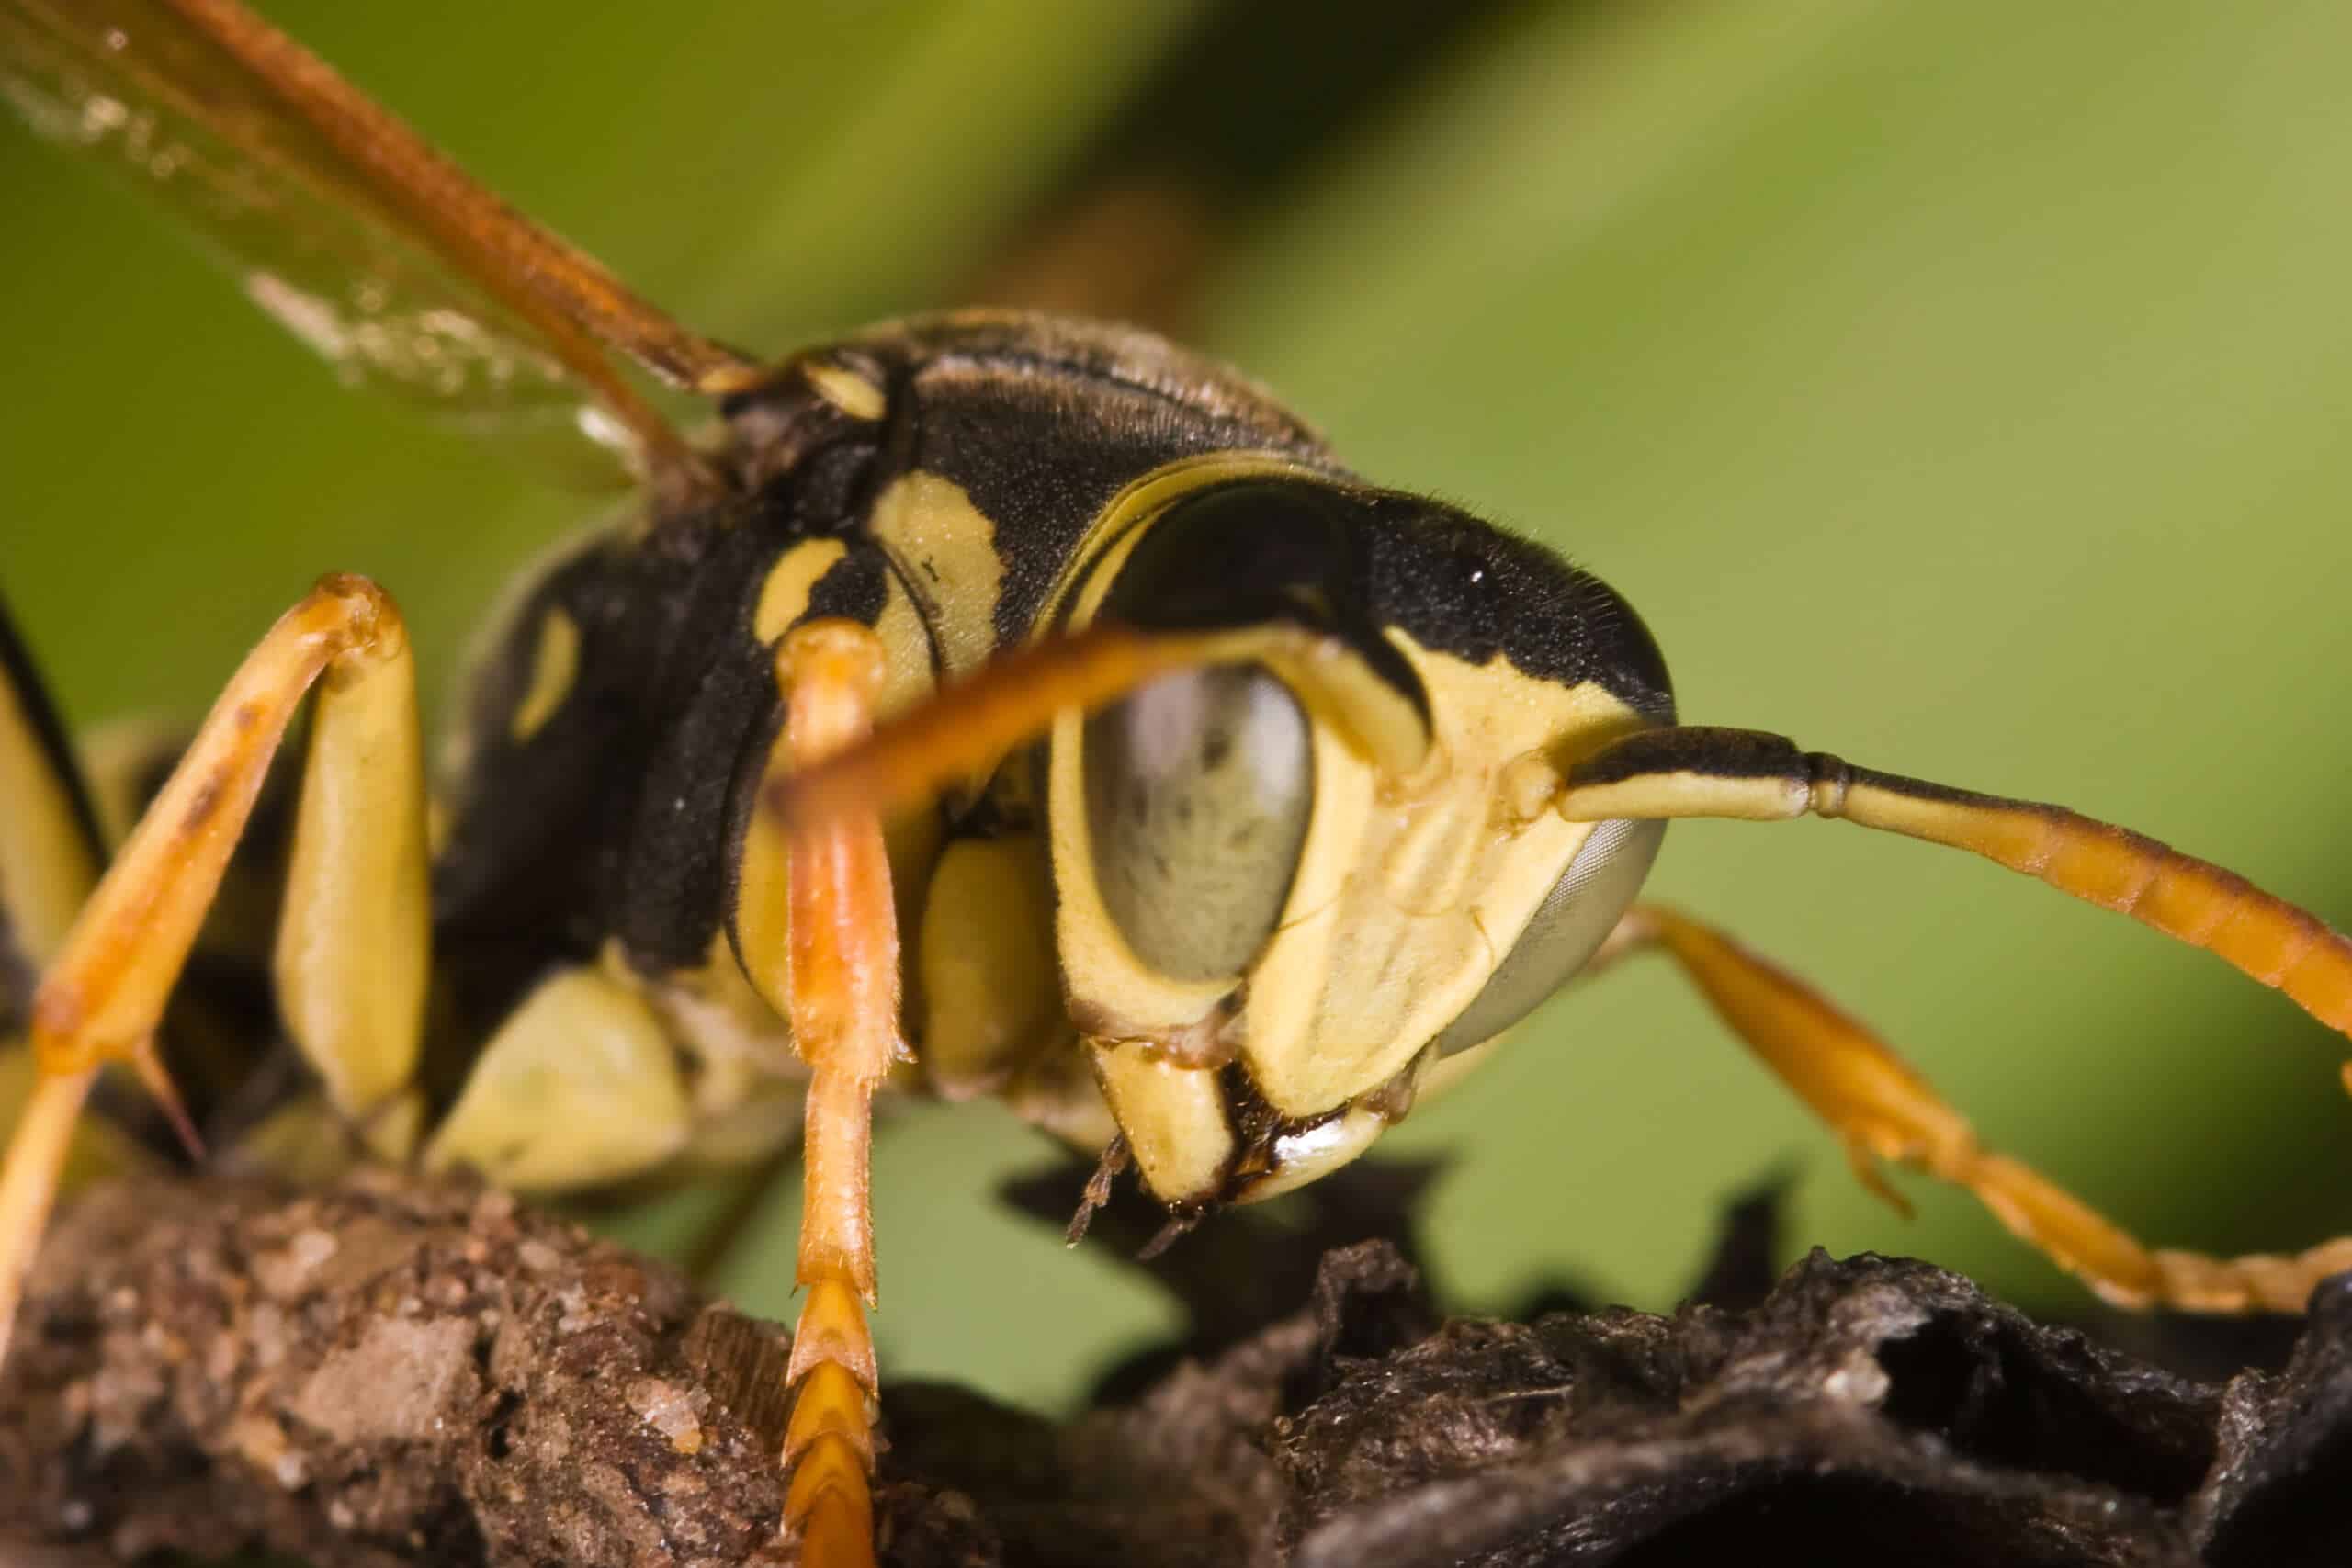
<box><xmin>5</xmin><ymin>4</ymin><xmax>2351</xmax><ymax>1565</ymax></box>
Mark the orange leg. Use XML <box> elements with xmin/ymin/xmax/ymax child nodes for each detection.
<box><xmin>1602</xmin><ymin>903</ymin><xmax>2352</xmax><ymax>1312</ymax></box>
<box><xmin>0</xmin><ymin>575</ymin><xmax>420</xmax><ymax>1365</ymax></box>
<box><xmin>747</xmin><ymin>621</ymin><xmax>905</xmax><ymax>1568</ymax></box>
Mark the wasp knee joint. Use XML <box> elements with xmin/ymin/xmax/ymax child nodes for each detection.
<box><xmin>781</xmin><ymin>619</ymin><xmax>888</xmax><ymax>696</ymax></box>
<box><xmin>1804</xmin><ymin>751</ymin><xmax>1853</xmax><ymax>817</ymax></box>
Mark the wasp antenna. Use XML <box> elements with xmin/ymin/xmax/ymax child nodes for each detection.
<box><xmin>1557</xmin><ymin>724</ymin><xmax>2352</xmax><ymax>1048</ymax></box>
<box><xmin>763</xmin><ymin>624</ymin><xmax>1238</xmax><ymax>831</ymax></box>
<box><xmin>763</xmin><ymin>618</ymin><xmax>1430</xmax><ymax>835</ymax></box>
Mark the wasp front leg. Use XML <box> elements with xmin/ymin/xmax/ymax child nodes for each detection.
<box><xmin>0</xmin><ymin>573</ymin><xmax>428</xmax><ymax>1365</ymax></box>
<box><xmin>736</xmin><ymin>621</ymin><xmax>905</xmax><ymax>1568</ymax></box>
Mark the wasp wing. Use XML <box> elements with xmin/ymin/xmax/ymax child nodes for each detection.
<box><xmin>0</xmin><ymin>0</ymin><xmax>760</xmax><ymax>486</ymax></box>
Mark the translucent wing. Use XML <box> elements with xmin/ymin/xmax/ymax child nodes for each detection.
<box><xmin>0</xmin><ymin>0</ymin><xmax>762</xmax><ymax>487</ymax></box>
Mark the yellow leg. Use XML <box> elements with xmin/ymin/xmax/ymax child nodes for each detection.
<box><xmin>740</xmin><ymin>621</ymin><xmax>904</xmax><ymax>1568</ymax></box>
<box><xmin>0</xmin><ymin>591</ymin><xmax>103</xmax><ymax>1164</ymax></box>
<box><xmin>0</xmin><ymin>591</ymin><xmax>105</xmax><ymax>995</ymax></box>
<box><xmin>1606</xmin><ymin>903</ymin><xmax>2352</xmax><ymax>1313</ymax></box>
<box><xmin>422</xmin><ymin>965</ymin><xmax>694</xmax><ymax>1190</ymax></box>
<box><xmin>0</xmin><ymin>575</ymin><xmax>425</xmax><ymax>1366</ymax></box>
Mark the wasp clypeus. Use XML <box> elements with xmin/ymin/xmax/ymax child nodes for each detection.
<box><xmin>5</xmin><ymin>2</ymin><xmax>2352</xmax><ymax>1564</ymax></box>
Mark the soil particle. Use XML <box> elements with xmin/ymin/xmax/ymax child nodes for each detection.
<box><xmin>290</xmin><ymin>1315</ymin><xmax>481</xmax><ymax>1444</ymax></box>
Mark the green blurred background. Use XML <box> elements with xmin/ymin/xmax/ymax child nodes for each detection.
<box><xmin>5</xmin><ymin>0</ymin><xmax>2352</xmax><ymax>1424</ymax></box>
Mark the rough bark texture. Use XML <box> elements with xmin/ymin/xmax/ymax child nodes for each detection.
<box><xmin>0</xmin><ymin>1165</ymin><xmax>2345</xmax><ymax>1567</ymax></box>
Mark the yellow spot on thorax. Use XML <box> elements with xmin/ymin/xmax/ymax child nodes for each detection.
<box><xmin>803</xmin><ymin>358</ymin><xmax>887</xmax><ymax>421</ymax></box>
<box><xmin>508</xmin><ymin>608</ymin><xmax>581</xmax><ymax>743</ymax></box>
<box><xmin>867</xmin><ymin>473</ymin><xmax>1004</xmax><ymax>679</ymax></box>
<box><xmin>754</xmin><ymin>540</ymin><xmax>850</xmax><ymax>644</ymax></box>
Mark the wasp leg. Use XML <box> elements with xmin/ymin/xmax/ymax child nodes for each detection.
<box><xmin>422</xmin><ymin>965</ymin><xmax>693</xmax><ymax>1190</ymax></box>
<box><xmin>0</xmin><ymin>593</ymin><xmax>153</xmax><ymax>1200</ymax></box>
<box><xmin>0</xmin><ymin>574</ymin><xmax>427</xmax><ymax>1367</ymax></box>
<box><xmin>739</xmin><ymin>621</ymin><xmax>906</xmax><ymax>1568</ymax></box>
<box><xmin>0</xmin><ymin>592</ymin><xmax>107</xmax><ymax>1016</ymax></box>
<box><xmin>1598</xmin><ymin>903</ymin><xmax>2352</xmax><ymax>1313</ymax></box>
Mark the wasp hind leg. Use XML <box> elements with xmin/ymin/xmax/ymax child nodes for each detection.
<box><xmin>737</xmin><ymin>621</ymin><xmax>905</xmax><ymax>1568</ymax></box>
<box><xmin>0</xmin><ymin>574</ymin><xmax>429</xmax><ymax>1367</ymax></box>
<box><xmin>1595</xmin><ymin>903</ymin><xmax>2352</xmax><ymax>1313</ymax></box>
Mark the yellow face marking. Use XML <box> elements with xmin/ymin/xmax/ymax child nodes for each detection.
<box><xmin>1238</xmin><ymin>640</ymin><xmax>1650</xmax><ymax>1117</ymax></box>
<box><xmin>753</xmin><ymin>539</ymin><xmax>850</xmax><ymax>645</ymax></box>
<box><xmin>0</xmin><ymin>659</ymin><xmax>100</xmax><ymax>964</ymax></box>
<box><xmin>1091</xmin><ymin>1042</ymin><xmax>1234</xmax><ymax>1203</ymax></box>
<box><xmin>867</xmin><ymin>472</ymin><xmax>1004</xmax><ymax>681</ymax></box>
<box><xmin>803</xmin><ymin>357</ymin><xmax>887</xmax><ymax>421</ymax></box>
<box><xmin>507</xmin><ymin>606</ymin><xmax>582</xmax><ymax>743</ymax></box>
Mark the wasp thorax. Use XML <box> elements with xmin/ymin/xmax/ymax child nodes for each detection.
<box><xmin>1082</xmin><ymin>664</ymin><xmax>1313</xmax><ymax>983</ymax></box>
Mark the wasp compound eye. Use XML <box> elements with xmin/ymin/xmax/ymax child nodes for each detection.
<box><xmin>1082</xmin><ymin>663</ymin><xmax>1312</xmax><ymax>982</ymax></box>
<box><xmin>1430</xmin><ymin>815</ymin><xmax>1665</xmax><ymax>1055</ymax></box>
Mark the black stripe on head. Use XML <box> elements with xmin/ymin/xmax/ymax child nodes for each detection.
<box><xmin>1355</xmin><ymin>495</ymin><xmax>1675</xmax><ymax>724</ymax></box>
<box><xmin>1099</xmin><ymin>479</ymin><xmax>1677</xmax><ymax>728</ymax></box>
<box><xmin>1099</xmin><ymin>480</ymin><xmax>1429</xmax><ymax>729</ymax></box>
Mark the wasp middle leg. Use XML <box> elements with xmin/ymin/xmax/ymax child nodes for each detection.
<box><xmin>0</xmin><ymin>573</ymin><xmax>428</xmax><ymax>1365</ymax></box>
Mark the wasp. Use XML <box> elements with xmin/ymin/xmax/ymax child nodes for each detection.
<box><xmin>5</xmin><ymin>3</ymin><xmax>2352</xmax><ymax>1564</ymax></box>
